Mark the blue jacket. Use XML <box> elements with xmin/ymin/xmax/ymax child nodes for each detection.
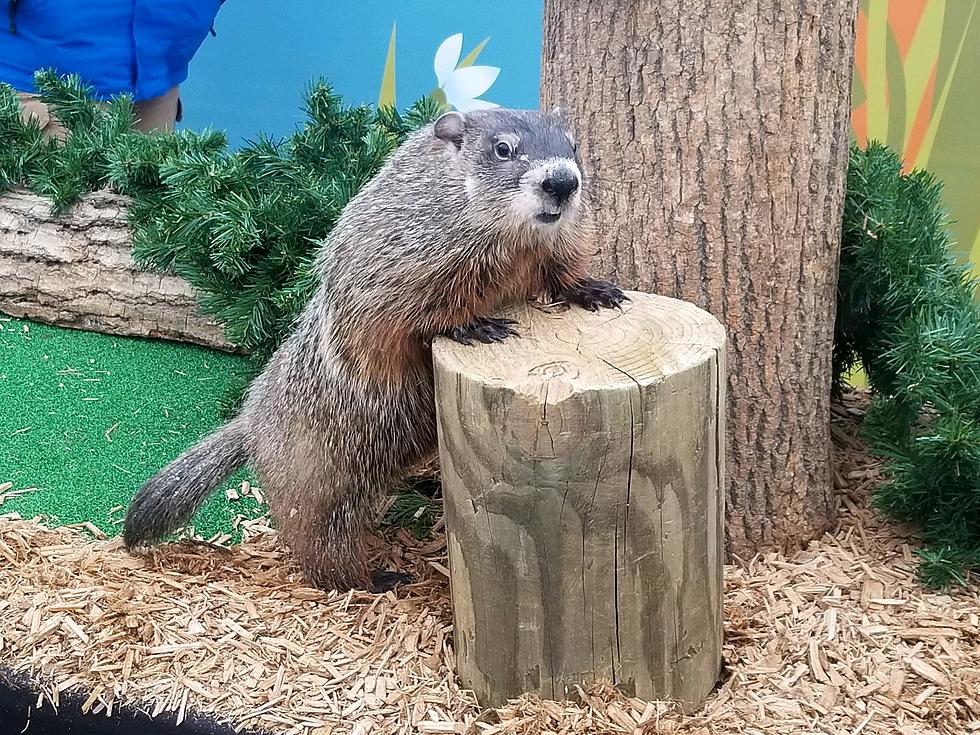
<box><xmin>2</xmin><ymin>0</ymin><xmax>223</xmax><ymax>101</ymax></box>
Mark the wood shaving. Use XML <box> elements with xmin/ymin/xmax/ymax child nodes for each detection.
<box><xmin>1</xmin><ymin>390</ymin><xmax>978</xmax><ymax>734</ymax></box>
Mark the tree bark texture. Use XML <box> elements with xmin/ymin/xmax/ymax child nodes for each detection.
<box><xmin>0</xmin><ymin>189</ymin><xmax>235</xmax><ymax>352</ymax></box>
<box><xmin>433</xmin><ymin>292</ymin><xmax>726</xmax><ymax>708</ymax></box>
<box><xmin>541</xmin><ymin>0</ymin><xmax>858</xmax><ymax>557</ymax></box>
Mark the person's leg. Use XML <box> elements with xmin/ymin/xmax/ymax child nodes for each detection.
<box><xmin>132</xmin><ymin>86</ymin><xmax>181</xmax><ymax>133</ymax></box>
<box><xmin>15</xmin><ymin>91</ymin><xmax>68</xmax><ymax>141</ymax></box>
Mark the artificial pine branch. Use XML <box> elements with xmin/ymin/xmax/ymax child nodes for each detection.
<box><xmin>0</xmin><ymin>70</ymin><xmax>440</xmax><ymax>356</ymax></box>
<box><xmin>836</xmin><ymin>141</ymin><xmax>980</xmax><ymax>587</ymax></box>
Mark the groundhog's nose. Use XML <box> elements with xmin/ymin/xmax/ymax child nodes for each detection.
<box><xmin>541</xmin><ymin>170</ymin><xmax>579</xmax><ymax>204</ymax></box>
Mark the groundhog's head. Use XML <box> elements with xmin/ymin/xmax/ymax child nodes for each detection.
<box><xmin>433</xmin><ymin>108</ymin><xmax>586</xmax><ymax>236</ymax></box>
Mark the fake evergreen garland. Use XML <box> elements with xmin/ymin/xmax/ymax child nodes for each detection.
<box><xmin>836</xmin><ymin>142</ymin><xmax>980</xmax><ymax>588</ymax></box>
<box><xmin>0</xmin><ymin>70</ymin><xmax>442</xmax><ymax>357</ymax></box>
<box><xmin>4</xmin><ymin>73</ymin><xmax>980</xmax><ymax>585</ymax></box>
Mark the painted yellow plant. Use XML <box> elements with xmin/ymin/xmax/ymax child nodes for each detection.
<box><xmin>378</xmin><ymin>24</ymin><xmax>398</xmax><ymax>109</ymax></box>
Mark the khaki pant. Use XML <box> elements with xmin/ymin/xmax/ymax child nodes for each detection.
<box><xmin>16</xmin><ymin>85</ymin><xmax>181</xmax><ymax>140</ymax></box>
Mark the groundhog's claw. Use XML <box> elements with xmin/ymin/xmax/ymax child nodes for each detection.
<box><xmin>447</xmin><ymin>317</ymin><xmax>519</xmax><ymax>345</ymax></box>
<box><xmin>562</xmin><ymin>278</ymin><xmax>629</xmax><ymax>312</ymax></box>
<box><xmin>371</xmin><ymin>569</ymin><xmax>414</xmax><ymax>593</ymax></box>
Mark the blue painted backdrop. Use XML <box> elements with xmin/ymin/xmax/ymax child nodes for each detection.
<box><xmin>177</xmin><ymin>0</ymin><xmax>544</xmax><ymax>147</ymax></box>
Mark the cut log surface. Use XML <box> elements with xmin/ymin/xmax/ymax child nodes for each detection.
<box><xmin>0</xmin><ymin>189</ymin><xmax>234</xmax><ymax>351</ymax></box>
<box><xmin>432</xmin><ymin>291</ymin><xmax>727</xmax><ymax>710</ymax></box>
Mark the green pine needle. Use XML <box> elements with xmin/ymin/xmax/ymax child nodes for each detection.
<box><xmin>383</xmin><ymin>475</ymin><xmax>442</xmax><ymax>538</ymax></box>
<box><xmin>838</xmin><ymin>140</ymin><xmax>980</xmax><ymax>588</ymax></box>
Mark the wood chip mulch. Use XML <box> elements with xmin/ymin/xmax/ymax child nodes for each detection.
<box><xmin>1</xmin><ymin>390</ymin><xmax>978</xmax><ymax>735</ymax></box>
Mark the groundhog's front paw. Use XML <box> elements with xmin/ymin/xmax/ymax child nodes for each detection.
<box><xmin>447</xmin><ymin>317</ymin><xmax>519</xmax><ymax>346</ymax></box>
<box><xmin>561</xmin><ymin>278</ymin><xmax>629</xmax><ymax>311</ymax></box>
<box><xmin>371</xmin><ymin>569</ymin><xmax>414</xmax><ymax>593</ymax></box>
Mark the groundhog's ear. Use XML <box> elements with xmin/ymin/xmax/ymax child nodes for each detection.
<box><xmin>434</xmin><ymin>111</ymin><xmax>465</xmax><ymax>150</ymax></box>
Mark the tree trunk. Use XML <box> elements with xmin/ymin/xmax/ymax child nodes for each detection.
<box><xmin>540</xmin><ymin>0</ymin><xmax>858</xmax><ymax>557</ymax></box>
<box><xmin>0</xmin><ymin>189</ymin><xmax>236</xmax><ymax>352</ymax></box>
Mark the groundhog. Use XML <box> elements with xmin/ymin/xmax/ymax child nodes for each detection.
<box><xmin>122</xmin><ymin>107</ymin><xmax>627</xmax><ymax>592</ymax></box>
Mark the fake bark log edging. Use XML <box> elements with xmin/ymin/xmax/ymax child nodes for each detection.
<box><xmin>0</xmin><ymin>189</ymin><xmax>236</xmax><ymax>352</ymax></box>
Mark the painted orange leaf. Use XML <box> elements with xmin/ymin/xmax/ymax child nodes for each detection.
<box><xmin>902</xmin><ymin>61</ymin><xmax>937</xmax><ymax>172</ymax></box>
<box><xmin>889</xmin><ymin>0</ymin><xmax>929</xmax><ymax>60</ymax></box>
<box><xmin>854</xmin><ymin>6</ymin><xmax>868</xmax><ymax>88</ymax></box>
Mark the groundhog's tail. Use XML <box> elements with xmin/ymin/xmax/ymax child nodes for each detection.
<box><xmin>123</xmin><ymin>421</ymin><xmax>250</xmax><ymax>548</ymax></box>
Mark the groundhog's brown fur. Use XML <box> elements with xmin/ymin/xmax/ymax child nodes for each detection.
<box><xmin>122</xmin><ymin>108</ymin><xmax>626</xmax><ymax>592</ymax></box>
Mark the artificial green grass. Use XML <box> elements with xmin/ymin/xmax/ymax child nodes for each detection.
<box><xmin>0</xmin><ymin>315</ymin><xmax>264</xmax><ymax>540</ymax></box>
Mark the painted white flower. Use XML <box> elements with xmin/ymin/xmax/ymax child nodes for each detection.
<box><xmin>433</xmin><ymin>33</ymin><xmax>500</xmax><ymax>112</ymax></box>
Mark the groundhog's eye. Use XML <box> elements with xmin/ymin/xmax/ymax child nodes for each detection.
<box><xmin>494</xmin><ymin>141</ymin><xmax>513</xmax><ymax>160</ymax></box>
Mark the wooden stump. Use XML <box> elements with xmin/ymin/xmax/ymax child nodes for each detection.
<box><xmin>0</xmin><ymin>189</ymin><xmax>235</xmax><ymax>351</ymax></box>
<box><xmin>432</xmin><ymin>291</ymin><xmax>727</xmax><ymax>709</ymax></box>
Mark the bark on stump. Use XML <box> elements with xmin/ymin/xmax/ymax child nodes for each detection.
<box><xmin>432</xmin><ymin>291</ymin><xmax>727</xmax><ymax>709</ymax></box>
<box><xmin>0</xmin><ymin>189</ymin><xmax>235</xmax><ymax>351</ymax></box>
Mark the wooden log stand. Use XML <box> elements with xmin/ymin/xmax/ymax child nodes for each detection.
<box><xmin>432</xmin><ymin>290</ymin><xmax>727</xmax><ymax>710</ymax></box>
<box><xmin>0</xmin><ymin>189</ymin><xmax>235</xmax><ymax>351</ymax></box>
